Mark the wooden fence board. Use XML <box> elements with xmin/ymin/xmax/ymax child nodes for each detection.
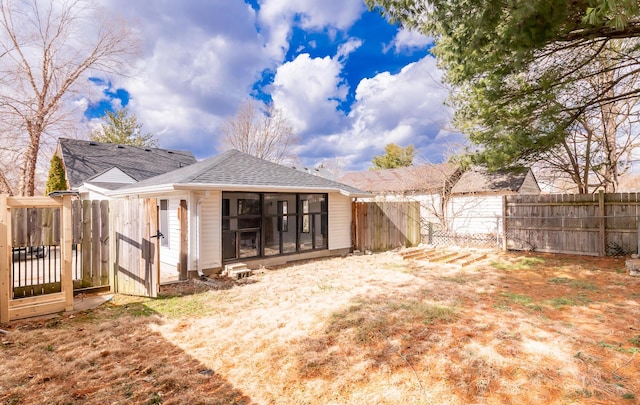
<box><xmin>505</xmin><ymin>192</ymin><xmax>640</xmax><ymax>256</ymax></box>
<box><xmin>353</xmin><ymin>201</ymin><xmax>420</xmax><ymax>252</ymax></box>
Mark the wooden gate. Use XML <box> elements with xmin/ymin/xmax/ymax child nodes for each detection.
<box><xmin>0</xmin><ymin>196</ymin><xmax>73</xmax><ymax>323</ymax></box>
<box><xmin>110</xmin><ymin>198</ymin><xmax>159</xmax><ymax>297</ymax></box>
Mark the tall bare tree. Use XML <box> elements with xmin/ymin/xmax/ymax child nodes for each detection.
<box><xmin>533</xmin><ymin>40</ymin><xmax>640</xmax><ymax>193</ymax></box>
<box><xmin>220</xmin><ymin>99</ymin><xmax>298</xmax><ymax>164</ymax></box>
<box><xmin>0</xmin><ymin>0</ymin><xmax>139</xmax><ymax>196</ymax></box>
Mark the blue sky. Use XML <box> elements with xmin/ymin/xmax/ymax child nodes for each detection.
<box><xmin>84</xmin><ymin>0</ymin><xmax>462</xmax><ymax>172</ymax></box>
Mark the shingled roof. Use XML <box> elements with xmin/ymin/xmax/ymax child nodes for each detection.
<box><xmin>111</xmin><ymin>149</ymin><xmax>369</xmax><ymax>197</ymax></box>
<box><xmin>450</xmin><ymin>167</ymin><xmax>537</xmax><ymax>194</ymax></box>
<box><xmin>339</xmin><ymin>163</ymin><xmax>459</xmax><ymax>194</ymax></box>
<box><xmin>58</xmin><ymin>138</ymin><xmax>197</xmax><ymax>189</ymax></box>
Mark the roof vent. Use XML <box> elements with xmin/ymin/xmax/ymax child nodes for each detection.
<box><xmin>167</xmin><ymin>151</ymin><xmax>174</xmax><ymax>154</ymax></box>
<box><xmin>89</xmin><ymin>142</ymin><xmax>97</xmax><ymax>146</ymax></box>
<box><xmin>144</xmin><ymin>148</ymin><xmax>151</xmax><ymax>152</ymax></box>
<box><xmin>117</xmin><ymin>145</ymin><xmax>125</xmax><ymax>149</ymax></box>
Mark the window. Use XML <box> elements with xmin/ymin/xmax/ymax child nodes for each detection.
<box><xmin>277</xmin><ymin>201</ymin><xmax>288</xmax><ymax>232</ymax></box>
<box><xmin>301</xmin><ymin>200</ymin><xmax>310</xmax><ymax>233</ymax></box>
<box><xmin>159</xmin><ymin>199</ymin><xmax>169</xmax><ymax>247</ymax></box>
<box><xmin>222</xmin><ymin>193</ymin><xmax>261</xmax><ymax>260</ymax></box>
<box><xmin>222</xmin><ymin>192</ymin><xmax>327</xmax><ymax>261</ymax></box>
<box><xmin>299</xmin><ymin>194</ymin><xmax>328</xmax><ymax>251</ymax></box>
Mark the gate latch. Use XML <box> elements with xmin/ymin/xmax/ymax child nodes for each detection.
<box><xmin>151</xmin><ymin>230</ymin><xmax>164</xmax><ymax>239</ymax></box>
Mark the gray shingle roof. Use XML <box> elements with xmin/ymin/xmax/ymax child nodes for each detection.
<box><xmin>451</xmin><ymin>167</ymin><xmax>531</xmax><ymax>194</ymax></box>
<box><xmin>115</xmin><ymin>149</ymin><xmax>369</xmax><ymax>196</ymax></box>
<box><xmin>58</xmin><ymin>138</ymin><xmax>197</xmax><ymax>189</ymax></box>
<box><xmin>339</xmin><ymin>163</ymin><xmax>459</xmax><ymax>193</ymax></box>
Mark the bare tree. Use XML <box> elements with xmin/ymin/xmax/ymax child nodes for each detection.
<box><xmin>0</xmin><ymin>0</ymin><xmax>140</xmax><ymax>196</ymax></box>
<box><xmin>534</xmin><ymin>40</ymin><xmax>640</xmax><ymax>194</ymax></box>
<box><xmin>317</xmin><ymin>156</ymin><xmax>347</xmax><ymax>179</ymax></box>
<box><xmin>220</xmin><ymin>99</ymin><xmax>299</xmax><ymax>164</ymax></box>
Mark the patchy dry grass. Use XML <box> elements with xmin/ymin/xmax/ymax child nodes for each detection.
<box><xmin>1</xmin><ymin>251</ymin><xmax>640</xmax><ymax>404</ymax></box>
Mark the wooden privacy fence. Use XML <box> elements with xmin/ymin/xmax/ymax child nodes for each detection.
<box><xmin>504</xmin><ymin>192</ymin><xmax>640</xmax><ymax>256</ymax></box>
<box><xmin>353</xmin><ymin>201</ymin><xmax>420</xmax><ymax>252</ymax></box>
<box><xmin>73</xmin><ymin>200</ymin><xmax>110</xmax><ymax>290</ymax></box>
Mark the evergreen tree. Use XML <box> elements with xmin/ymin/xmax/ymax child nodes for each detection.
<box><xmin>90</xmin><ymin>108</ymin><xmax>158</xmax><ymax>147</ymax></box>
<box><xmin>367</xmin><ymin>0</ymin><xmax>640</xmax><ymax>191</ymax></box>
<box><xmin>45</xmin><ymin>155</ymin><xmax>67</xmax><ymax>195</ymax></box>
<box><xmin>371</xmin><ymin>143</ymin><xmax>415</xmax><ymax>169</ymax></box>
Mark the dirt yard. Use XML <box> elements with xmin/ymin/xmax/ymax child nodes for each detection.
<box><xmin>1</xmin><ymin>251</ymin><xmax>639</xmax><ymax>404</ymax></box>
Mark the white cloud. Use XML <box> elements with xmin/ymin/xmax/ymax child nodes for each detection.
<box><xmin>80</xmin><ymin>2</ymin><xmax>457</xmax><ymax>169</ymax></box>
<box><xmin>386</xmin><ymin>28</ymin><xmax>433</xmax><ymax>54</ymax></box>
<box><xmin>92</xmin><ymin>0</ymin><xmax>269</xmax><ymax>157</ymax></box>
<box><xmin>271</xmin><ymin>53</ymin><xmax>347</xmax><ymax>134</ymax></box>
<box><xmin>258</xmin><ymin>0</ymin><xmax>365</xmax><ymax>59</ymax></box>
<box><xmin>337</xmin><ymin>38</ymin><xmax>363</xmax><ymax>60</ymax></box>
<box><xmin>297</xmin><ymin>55</ymin><xmax>458</xmax><ymax>170</ymax></box>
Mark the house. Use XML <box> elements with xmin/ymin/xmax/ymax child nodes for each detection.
<box><xmin>56</xmin><ymin>138</ymin><xmax>197</xmax><ymax>199</ymax></box>
<box><xmin>340</xmin><ymin>165</ymin><xmax>540</xmax><ymax>243</ymax></box>
<box><xmin>108</xmin><ymin>149</ymin><xmax>369</xmax><ymax>280</ymax></box>
<box><xmin>339</xmin><ymin>163</ymin><xmax>462</xmax><ymax>226</ymax></box>
<box><xmin>448</xmin><ymin>167</ymin><xmax>541</xmax><ymax>235</ymax></box>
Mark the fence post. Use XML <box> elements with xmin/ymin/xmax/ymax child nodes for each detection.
<box><xmin>61</xmin><ymin>196</ymin><xmax>74</xmax><ymax>311</ymax></box>
<box><xmin>502</xmin><ymin>195</ymin><xmax>508</xmax><ymax>251</ymax></box>
<box><xmin>637</xmin><ymin>215</ymin><xmax>640</xmax><ymax>256</ymax></box>
<box><xmin>598</xmin><ymin>190</ymin><xmax>605</xmax><ymax>257</ymax></box>
<box><xmin>0</xmin><ymin>196</ymin><xmax>8</xmax><ymax>323</ymax></box>
<box><xmin>428</xmin><ymin>222</ymin><xmax>433</xmax><ymax>245</ymax></box>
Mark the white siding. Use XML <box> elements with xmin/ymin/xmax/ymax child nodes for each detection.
<box><xmin>198</xmin><ymin>192</ymin><xmax>221</xmax><ymax>270</ymax></box>
<box><xmin>159</xmin><ymin>196</ymin><xmax>188</xmax><ymax>267</ymax></box>
<box><xmin>329</xmin><ymin>192</ymin><xmax>352</xmax><ymax>250</ymax></box>
<box><xmin>448</xmin><ymin>195</ymin><xmax>503</xmax><ymax>235</ymax></box>
<box><xmin>91</xmin><ymin>167</ymin><xmax>136</xmax><ymax>184</ymax></box>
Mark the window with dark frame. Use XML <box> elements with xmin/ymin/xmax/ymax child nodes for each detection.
<box><xmin>301</xmin><ymin>199</ymin><xmax>310</xmax><ymax>233</ymax></box>
<box><xmin>222</xmin><ymin>198</ymin><xmax>230</xmax><ymax>230</ymax></box>
<box><xmin>222</xmin><ymin>192</ymin><xmax>328</xmax><ymax>262</ymax></box>
<box><xmin>277</xmin><ymin>200</ymin><xmax>288</xmax><ymax>232</ymax></box>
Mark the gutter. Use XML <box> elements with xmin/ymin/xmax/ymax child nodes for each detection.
<box><xmin>109</xmin><ymin>182</ymin><xmax>370</xmax><ymax>199</ymax></box>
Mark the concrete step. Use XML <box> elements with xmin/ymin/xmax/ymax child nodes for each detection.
<box><xmin>224</xmin><ymin>263</ymin><xmax>251</xmax><ymax>279</ymax></box>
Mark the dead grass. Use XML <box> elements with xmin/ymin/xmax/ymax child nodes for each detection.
<box><xmin>1</xmin><ymin>251</ymin><xmax>640</xmax><ymax>404</ymax></box>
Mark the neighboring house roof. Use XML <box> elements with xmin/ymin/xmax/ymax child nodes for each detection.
<box><xmin>110</xmin><ymin>149</ymin><xmax>370</xmax><ymax>197</ymax></box>
<box><xmin>339</xmin><ymin>163</ymin><xmax>459</xmax><ymax>194</ymax></box>
<box><xmin>58</xmin><ymin>138</ymin><xmax>197</xmax><ymax>189</ymax></box>
<box><xmin>451</xmin><ymin>167</ymin><xmax>540</xmax><ymax>195</ymax></box>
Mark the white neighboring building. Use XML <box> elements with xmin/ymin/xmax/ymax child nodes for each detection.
<box><xmin>448</xmin><ymin>168</ymin><xmax>541</xmax><ymax>235</ymax></box>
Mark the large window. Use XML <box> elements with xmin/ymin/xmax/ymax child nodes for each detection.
<box><xmin>299</xmin><ymin>194</ymin><xmax>328</xmax><ymax>251</ymax></box>
<box><xmin>222</xmin><ymin>193</ymin><xmax>261</xmax><ymax>260</ymax></box>
<box><xmin>222</xmin><ymin>192</ymin><xmax>328</xmax><ymax>261</ymax></box>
